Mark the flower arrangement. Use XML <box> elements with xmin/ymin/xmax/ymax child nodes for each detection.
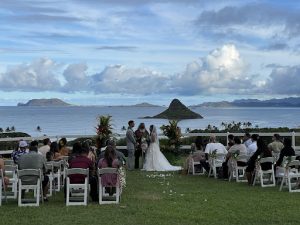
<box><xmin>96</xmin><ymin>115</ymin><xmax>113</xmax><ymax>147</ymax></box>
<box><xmin>160</xmin><ymin>120</ymin><xmax>181</xmax><ymax>149</ymax></box>
<box><xmin>209</xmin><ymin>149</ymin><xmax>217</xmax><ymax>159</ymax></box>
<box><xmin>232</xmin><ymin>150</ymin><xmax>240</xmax><ymax>160</ymax></box>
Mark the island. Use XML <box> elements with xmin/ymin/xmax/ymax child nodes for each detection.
<box><xmin>191</xmin><ymin>97</ymin><xmax>300</xmax><ymax>108</ymax></box>
<box><xmin>17</xmin><ymin>98</ymin><xmax>72</xmax><ymax>107</ymax></box>
<box><xmin>145</xmin><ymin>99</ymin><xmax>203</xmax><ymax>120</ymax></box>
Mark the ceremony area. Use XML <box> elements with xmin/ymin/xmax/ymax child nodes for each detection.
<box><xmin>0</xmin><ymin>170</ymin><xmax>299</xmax><ymax>225</ymax></box>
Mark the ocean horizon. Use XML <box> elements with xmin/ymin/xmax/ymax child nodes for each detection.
<box><xmin>1</xmin><ymin>106</ymin><xmax>300</xmax><ymax>137</ymax></box>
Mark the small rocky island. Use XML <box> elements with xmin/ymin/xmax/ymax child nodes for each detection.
<box><xmin>17</xmin><ymin>98</ymin><xmax>71</xmax><ymax>106</ymax></box>
<box><xmin>145</xmin><ymin>99</ymin><xmax>203</xmax><ymax>120</ymax></box>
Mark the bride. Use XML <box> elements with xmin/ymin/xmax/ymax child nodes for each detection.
<box><xmin>143</xmin><ymin>125</ymin><xmax>181</xmax><ymax>171</ymax></box>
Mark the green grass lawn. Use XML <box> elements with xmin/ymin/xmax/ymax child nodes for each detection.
<box><xmin>1</xmin><ymin>171</ymin><xmax>300</xmax><ymax>225</ymax></box>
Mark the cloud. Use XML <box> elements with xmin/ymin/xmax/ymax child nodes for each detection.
<box><xmin>173</xmin><ymin>44</ymin><xmax>252</xmax><ymax>95</ymax></box>
<box><xmin>62</xmin><ymin>63</ymin><xmax>89</xmax><ymax>92</ymax></box>
<box><xmin>94</xmin><ymin>46</ymin><xmax>138</xmax><ymax>52</ymax></box>
<box><xmin>0</xmin><ymin>58</ymin><xmax>61</xmax><ymax>91</ymax></box>
<box><xmin>1</xmin><ymin>44</ymin><xmax>290</xmax><ymax>96</ymax></box>
<box><xmin>195</xmin><ymin>3</ymin><xmax>300</xmax><ymax>39</ymax></box>
<box><xmin>265</xmin><ymin>66</ymin><xmax>300</xmax><ymax>95</ymax></box>
<box><xmin>90</xmin><ymin>65</ymin><xmax>170</xmax><ymax>95</ymax></box>
<box><xmin>261</xmin><ymin>43</ymin><xmax>289</xmax><ymax>51</ymax></box>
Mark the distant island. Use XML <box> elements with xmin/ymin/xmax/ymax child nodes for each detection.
<box><xmin>145</xmin><ymin>99</ymin><xmax>203</xmax><ymax>120</ymax></box>
<box><xmin>17</xmin><ymin>98</ymin><xmax>72</xmax><ymax>107</ymax></box>
<box><xmin>132</xmin><ymin>102</ymin><xmax>161</xmax><ymax>107</ymax></box>
<box><xmin>191</xmin><ymin>97</ymin><xmax>300</xmax><ymax>108</ymax></box>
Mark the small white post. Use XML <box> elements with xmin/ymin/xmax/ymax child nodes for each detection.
<box><xmin>292</xmin><ymin>131</ymin><xmax>296</xmax><ymax>149</ymax></box>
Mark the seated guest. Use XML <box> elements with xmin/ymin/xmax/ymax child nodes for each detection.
<box><xmin>185</xmin><ymin>137</ymin><xmax>205</xmax><ymax>173</ymax></box>
<box><xmin>246</xmin><ymin>139</ymin><xmax>272</xmax><ymax>185</ymax></box>
<box><xmin>18</xmin><ymin>141</ymin><xmax>49</xmax><ymax>201</ymax></box>
<box><xmin>58</xmin><ymin>138</ymin><xmax>70</xmax><ymax>156</ymax></box>
<box><xmin>243</xmin><ymin>133</ymin><xmax>252</xmax><ymax>148</ymax></box>
<box><xmin>275</xmin><ymin>138</ymin><xmax>295</xmax><ymax>168</ymax></box>
<box><xmin>67</xmin><ymin>142</ymin><xmax>98</xmax><ymax>202</ymax></box>
<box><xmin>0</xmin><ymin>156</ymin><xmax>9</xmax><ymax>188</ymax></box>
<box><xmin>98</xmin><ymin>140</ymin><xmax>126</xmax><ymax>166</ymax></box>
<box><xmin>50</xmin><ymin>142</ymin><xmax>63</xmax><ymax>160</ymax></box>
<box><xmin>247</xmin><ymin>134</ymin><xmax>259</xmax><ymax>156</ymax></box>
<box><xmin>38</xmin><ymin>138</ymin><xmax>51</xmax><ymax>158</ymax></box>
<box><xmin>222</xmin><ymin>136</ymin><xmax>247</xmax><ymax>178</ymax></box>
<box><xmin>82</xmin><ymin>140</ymin><xmax>96</xmax><ymax>164</ymax></box>
<box><xmin>98</xmin><ymin>146</ymin><xmax>120</xmax><ymax>195</ymax></box>
<box><xmin>200</xmin><ymin>135</ymin><xmax>227</xmax><ymax>172</ymax></box>
<box><xmin>227</xmin><ymin>134</ymin><xmax>235</xmax><ymax>150</ymax></box>
<box><xmin>11</xmin><ymin>140</ymin><xmax>28</xmax><ymax>164</ymax></box>
<box><xmin>268</xmin><ymin>134</ymin><xmax>284</xmax><ymax>154</ymax></box>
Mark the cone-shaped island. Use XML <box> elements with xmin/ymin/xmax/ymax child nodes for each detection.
<box><xmin>146</xmin><ymin>99</ymin><xmax>203</xmax><ymax>120</ymax></box>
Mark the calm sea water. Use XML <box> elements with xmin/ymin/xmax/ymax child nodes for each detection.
<box><xmin>0</xmin><ymin>106</ymin><xmax>300</xmax><ymax>136</ymax></box>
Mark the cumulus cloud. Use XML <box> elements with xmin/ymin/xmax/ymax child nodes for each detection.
<box><xmin>0</xmin><ymin>58</ymin><xmax>61</xmax><ymax>91</ymax></box>
<box><xmin>1</xmin><ymin>44</ymin><xmax>290</xmax><ymax>96</ymax></box>
<box><xmin>62</xmin><ymin>63</ymin><xmax>89</xmax><ymax>92</ymax></box>
<box><xmin>90</xmin><ymin>65</ymin><xmax>170</xmax><ymax>95</ymax></box>
<box><xmin>265</xmin><ymin>66</ymin><xmax>300</xmax><ymax>95</ymax></box>
<box><xmin>173</xmin><ymin>44</ymin><xmax>252</xmax><ymax>95</ymax></box>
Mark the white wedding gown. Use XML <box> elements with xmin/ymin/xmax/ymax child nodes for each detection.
<box><xmin>143</xmin><ymin>126</ymin><xmax>181</xmax><ymax>172</ymax></box>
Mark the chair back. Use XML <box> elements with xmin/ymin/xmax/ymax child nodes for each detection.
<box><xmin>45</xmin><ymin>162</ymin><xmax>54</xmax><ymax>171</ymax></box>
<box><xmin>259</xmin><ymin>157</ymin><xmax>275</xmax><ymax>164</ymax></box>
<box><xmin>18</xmin><ymin>169</ymin><xmax>41</xmax><ymax>178</ymax></box>
<box><xmin>236</xmin><ymin>154</ymin><xmax>248</xmax><ymax>163</ymax></box>
<box><xmin>98</xmin><ymin>168</ymin><xmax>118</xmax><ymax>176</ymax></box>
<box><xmin>66</xmin><ymin>168</ymin><xmax>89</xmax><ymax>176</ymax></box>
<box><xmin>287</xmin><ymin>160</ymin><xmax>300</xmax><ymax>168</ymax></box>
<box><xmin>4</xmin><ymin>160</ymin><xmax>14</xmax><ymax>166</ymax></box>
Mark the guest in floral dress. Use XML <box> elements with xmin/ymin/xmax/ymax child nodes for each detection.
<box><xmin>98</xmin><ymin>146</ymin><xmax>120</xmax><ymax>196</ymax></box>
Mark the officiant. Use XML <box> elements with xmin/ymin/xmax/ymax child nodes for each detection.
<box><xmin>135</xmin><ymin>123</ymin><xmax>150</xmax><ymax>169</ymax></box>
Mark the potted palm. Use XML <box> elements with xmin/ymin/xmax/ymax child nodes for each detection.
<box><xmin>160</xmin><ymin>120</ymin><xmax>181</xmax><ymax>152</ymax></box>
<box><xmin>96</xmin><ymin>115</ymin><xmax>113</xmax><ymax>147</ymax></box>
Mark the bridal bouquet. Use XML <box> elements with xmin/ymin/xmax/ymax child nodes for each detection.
<box><xmin>141</xmin><ymin>137</ymin><xmax>148</xmax><ymax>152</ymax></box>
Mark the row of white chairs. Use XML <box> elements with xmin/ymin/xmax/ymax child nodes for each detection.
<box><xmin>189</xmin><ymin>153</ymin><xmax>300</xmax><ymax>192</ymax></box>
<box><xmin>1</xmin><ymin>159</ymin><xmax>121</xmax><ymax>206</ymax></box>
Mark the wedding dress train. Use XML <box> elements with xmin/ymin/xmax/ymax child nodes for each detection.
<box><xmin>143</xmin><ymin>126</ymin><xmax>181</xmax><ymax>172</ymax></box>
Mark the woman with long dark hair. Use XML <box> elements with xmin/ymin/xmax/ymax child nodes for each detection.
<box><xmin>246</xmin><ymin>138</ymin><xmax>272</xmax><ymax>185</ymax></box>
<box><xmin>98</xmin><ymin>146</ymin><xmax>120</xmax><ymax>195</ymax></box>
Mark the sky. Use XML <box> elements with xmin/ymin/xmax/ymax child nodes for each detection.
<box><xmin>0</xmin><ymin>0</ymin><xmax>300</xmax><ymax>106</ymax></box>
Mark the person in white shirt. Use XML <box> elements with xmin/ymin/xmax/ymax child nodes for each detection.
<box><xmin>38</xmin><ymin>138</ymin><xmax>51</xmax><ymax>158</ymax></box>
<box><xmin>243</xmin><ymin>133</ymin><xmax>252</xmax><ymax>148</ymax></box>
<box><xmin>247</xmin><ymin>134</ymin><xmax>259</xmax><ymax>156</ymax></box>
<box><xmin>200</xmin><ymin>135</ymin><xmax>227</xmax><ymax>172</ymax></box>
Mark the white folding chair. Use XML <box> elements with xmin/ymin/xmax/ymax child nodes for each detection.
<box><xmin>98</xmin><ymin>168</ymin><xmax>120</xmax><ymax>204</ymax></box>
<box><xmin>0</xmin><ymin>169</ymin><xmax>5</xmax><ymax>206</ymax></box>
<box><xmin>279</xmin><ymin>160</ymin><xmax>300</xmax><ymax>192</ymax></box>
<box><xmin>52</xmin><ymin>160</ymin><xmax>64</xmax><ymax>192</ymax></box>
<box><xmin>188</xmin><ymin>158</ymin><xmax>204</xmax><ymax>175</ymax></box>
<box><xmin>253</xmin><ymin>157</ymin><xmax>275</xmax><ymax>187</ymax></box>
<box><xmin>4</xmin><ymin>160</ymin><xmax>14</xmax><ymax>166</ymax></box>
<box><xmin>17</xmin><ymin>169</ymin><xmax>43</xmax><ymax>207</ymax></box>
<box><xmin>5</xmin><ymin>165</ymin><xmax>18</xmax><ymax>199</ymax></box>
<box><xmin>45</xmin><ymin>162</ymin><xmax>54</xmax><ymax>197</ymax></box>
<box><xmin>208</xmin><ymin>153</ymin><xmax>226</xmax><ymax>178</ymax></box>
<box><xmin>229</xmin><ymin>154</ymin><xmax>248</xmax><ymax>182</ymax></box>
<box><xmin>66</xmin><ymin>168</ymin><xmax>89</xmax><ymax>206</ymax></box>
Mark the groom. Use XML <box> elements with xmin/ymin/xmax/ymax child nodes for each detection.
<box><xmin>126</xmin><ymin>120</ymin><xmax>137</xmax><ymax>170</ymax></box>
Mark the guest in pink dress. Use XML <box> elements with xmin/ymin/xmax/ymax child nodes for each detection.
<box><xmin>98</xmin><ymin>146</ymin><xmax>120</xmax><ymax>195</ymax></box>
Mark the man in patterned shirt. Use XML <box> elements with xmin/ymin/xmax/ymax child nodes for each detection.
<box><xmin>11</xmin><ymin>140</ymin><xmax>28</xmax><ymax>164</ymax></box>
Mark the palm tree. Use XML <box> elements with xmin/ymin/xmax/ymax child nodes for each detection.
<box><xmin>207</xmin><ymin>124</ymin><xmax>212</xmax><ymax>131</ymax></box>
<box><xmin>0</xmin><ymin>127</ymin><xmax>3</xmax><ymax>133</ymax></box>
<box><xmin>185</xmin><ymin>127</ymin><xmax>191</xmax><ymax>133</ymax></box>
<box><xmin>5</xmin><ymin>127</ymin><xmax>10</xmax><ymax>132</ymax></box>
<box><xmin>96</xmin><ymin>115</ymin><xmax>113</xmax><ymax>146</ymax></box>
<box><xmin>11</xmin><ymin>126</ymin><xmax>15</xmax><ymax>132</ymax></box>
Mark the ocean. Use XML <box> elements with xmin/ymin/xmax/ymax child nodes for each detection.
<box><xmin>0</xmin><ymin>106</ymin><xmax>300</xmax><ymax>137</ymax></box>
